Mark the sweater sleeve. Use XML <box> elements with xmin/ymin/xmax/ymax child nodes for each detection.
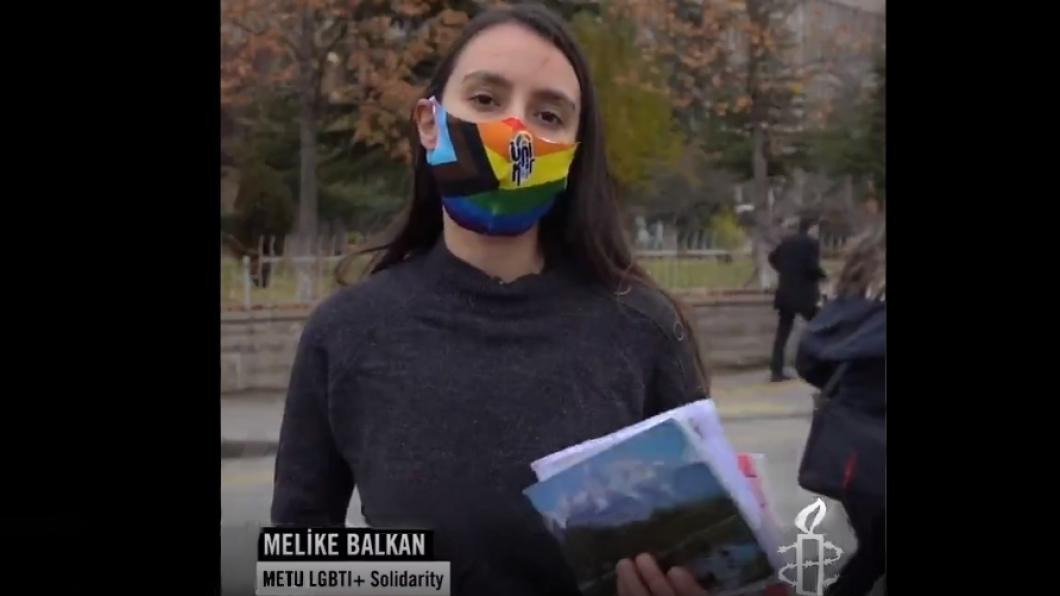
<box><xmin>646</xmin><ymin>316</ymin><xmax>709</xmax><ymax>417</ymax></box>
<box><xmin>271</xmin><ymin>312</ymin><xmax>354</xmax><ymax>527</ymax></box>
<box><xmin>616</xmin><ymin>285</ymin><xmax>709</xmax><ymax>417</ymax></box>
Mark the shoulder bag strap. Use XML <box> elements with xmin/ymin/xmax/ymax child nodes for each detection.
<box><xmin>819</xmin><ymin>361</ymin><xmax>851</xmax><ymax>403</ymax></box>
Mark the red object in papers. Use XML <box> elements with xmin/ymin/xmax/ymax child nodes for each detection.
<box><xmin>737</xmin><ymin>453</ymin><xmax>770</xmax><ymax>517</ymax></box>
<box><xmin>763</xmin><ymin>583</ymin><xmax>792</xmax><ymax>596</ymax></box>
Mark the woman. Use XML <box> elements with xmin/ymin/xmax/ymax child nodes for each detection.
<box><xmin>273</xmin><ymin>5</ymin><xmax>713</xmax><ymax>596</ymax></box>
<box><xmin>796</xmin><ymin>222</ymin><xmax>886</xmax><ymax>596</ymax></box>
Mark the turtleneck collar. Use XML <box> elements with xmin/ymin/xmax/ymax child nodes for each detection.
<box><xmin>423</xmin><ymin>237</ymin><xmax>575</xmax><ymax>301</ymax></box>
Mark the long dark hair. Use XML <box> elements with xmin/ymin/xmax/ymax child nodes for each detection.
<box><xmin>339</xmin><ymin>3</ymin><xmax>709</xmax><ymax>390</ymax></box>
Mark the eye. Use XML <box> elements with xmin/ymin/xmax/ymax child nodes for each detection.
<box><xmin>469</xmin><ymin>93</ymin><xmax>498</xmax><ymax>108</ymax></box>
<box><xmin>537</xmin><ymin>110</ymin><xmax>564</xmax><ymax>127</ymax></box>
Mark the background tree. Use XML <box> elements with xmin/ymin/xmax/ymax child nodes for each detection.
<box><xmin>221</xmin><ymin>0</ymin><xmax>356</xmax><ymax>257</ymax></box>
<box><xmin>219</xmin><ymin>0</ymin><xmax>885</xmax><ymax>295</ymax></box>
<box><xmin>807</xmin><ymin>50</ymin><xmax>884</xmax><ymax>204</ymax></box>
<box><xmin>569</xmin><ymin>11</ymin><xmax>684</xmax><ymax>202</ymax></box>
<box><xmin>342</xmin><ymin>4</ymin><xmax>473</xmax><ymax>162</ymax></box>
<box><xmin>221</xmin><ymin>1</ymin><xmax>471</xmax><ymax>254</ymax></box>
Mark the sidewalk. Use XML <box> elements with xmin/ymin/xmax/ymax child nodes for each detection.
<box><xmin>711</xmin><ymin>370</ymin><xmax>816</xmax><ymax>420</ymax></box>
<box><xmin>220</xmin><ymin>370</ymin><xmax>814</xmax><ymax>459</ymax></box>
<box><xmin>221</xmin><ymin>393</ymin><xmax>285</xmax><ymax>459</ymax></box>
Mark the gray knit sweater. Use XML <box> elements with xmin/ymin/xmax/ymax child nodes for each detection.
<box><xmin>272</xmin><ymin>239</ymin><xmax>707</xmax><ymax>596</ymax></box>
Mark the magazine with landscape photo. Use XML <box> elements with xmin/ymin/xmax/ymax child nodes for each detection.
<box><xmin>524</xmin><ymin>415</ymin><xmax>780</xmax><ymax>596</ymax></box>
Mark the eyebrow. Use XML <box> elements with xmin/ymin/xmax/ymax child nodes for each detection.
<box><xmin>461</xmin><ymin>70</ymin><xmax>578</xmax><ymax>112</ymax></box>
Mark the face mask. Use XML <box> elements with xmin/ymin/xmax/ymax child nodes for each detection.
<box><xmin>425</xmin><ymin>98</ymin><xmax>578</xmax><ymax>236</ymax></box>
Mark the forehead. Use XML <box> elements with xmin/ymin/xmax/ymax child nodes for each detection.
<box><xmin>447</xmin><ymin>22</ymin><xmax>581</xmax><ymax>106</ymax></box>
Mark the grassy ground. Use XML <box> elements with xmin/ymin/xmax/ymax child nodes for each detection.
<box><xmin>640</xmin><ymin>258</ymin><xmax>755</xmax><ymax>291</ymax></box>
<box><xmin>221</xmin><ymin>255</ymin><xmax>843</xmax><ymax>307</ymax></box>
<box><xmin>639</xmin><ymin>257</ymin><xmax>842</xmax><ymax>292</ymax></box>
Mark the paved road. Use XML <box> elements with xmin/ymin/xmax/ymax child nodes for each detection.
<box><xmin>222</xmin><ymin>456</ymin><xmax>365</xmax><ymax>596</ymax></box>
<box><xmin>222</xmin><ymin>412</ymin><xmax>864</xmax><ymax>595</ymax></box>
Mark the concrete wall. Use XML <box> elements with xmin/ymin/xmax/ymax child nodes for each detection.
<box><xmin>221</xmin><ymin>310</ymin><xmax>306</xmax><ymax>394</ymax></box>
<box><xmin>220</xmin><ymin>293</ymin><xmax>801</xmax><ymax>394</ymax></box>
<box><xmin>686</xmin><ymin>293</ymin><xmax>804</xmax><ymax>372</ymax></box>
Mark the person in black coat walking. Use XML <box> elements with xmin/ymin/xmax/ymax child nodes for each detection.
<box><xmin>796</xmin><ymin>222</ymin><xmax>885</xmax><ymax>596</ymax></box>
<box><xmin>768</xmin><ymin>216</ymin><xmax>827</xmax><ymax>381</ymax></box>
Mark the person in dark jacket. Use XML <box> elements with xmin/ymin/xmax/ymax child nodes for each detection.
<box><xmin>796</xmin><ymin>222</ymin><xmax>885</xmax><ymax>596</ymax></box>
<box><xmin>768</xmin><ymin>216</ymin><xmax>828</xmax><ymax>381</ymax></box>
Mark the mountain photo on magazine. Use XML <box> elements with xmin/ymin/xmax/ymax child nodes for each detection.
<box><xmin>523</xmin><ymin>420</ymin><xmax>773</xmax><ymax>596</ymax></box>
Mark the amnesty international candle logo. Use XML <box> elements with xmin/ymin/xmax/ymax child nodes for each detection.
<box><xmin>777</xmin><ymin>499</ymin><xmax>844</xmax><ymax>596</ymax></box>
<box><xmin>256</xmin><ymin>528</ymin><xmax>450</xmax><ymax>595</ymax></box>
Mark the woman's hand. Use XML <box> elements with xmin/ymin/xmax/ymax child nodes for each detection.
<box><xmin>616</xmin><ymin>554</ymin><xmax>711</xmax><ymax>596</ymax></box>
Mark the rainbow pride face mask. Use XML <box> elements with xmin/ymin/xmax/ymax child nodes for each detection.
<box><xmin>425</xmin><ymin>98</ymin><xmax>579</xmax><ymax>236</ymax></box>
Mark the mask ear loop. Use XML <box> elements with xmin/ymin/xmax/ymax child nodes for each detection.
<box><xmin>423</xmin><ymin>96</ymin><xmax>443</xmax><ymax>160</ymax></box>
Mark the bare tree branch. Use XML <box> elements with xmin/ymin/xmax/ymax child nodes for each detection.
<box><xmin>229</xmin><ymin>19</ymin><xmax>267</xmax><ymax>37</ymax></box>
<box><xmin>313</xmin><ymin>19</ymin><xmax>348</xmax><ymax>111</ymax></box>
<box><xmin>280</xmin><ymin>31</ymin><xmax>305</xmax><ymax>60</ymax></box>
<box><xmin>321</xmin><ymin>19</ymin><xmax>349</xmax><ymax>56</ymax></box>
<box><xmin>777</xmin><ymin>0</ymin><xmax>801</xmax><ymax>24</ymax></box>
<box><xmin>229</xmin><ymin>16</ymin><xmax>304</xmax><ymax>60</ymax></box>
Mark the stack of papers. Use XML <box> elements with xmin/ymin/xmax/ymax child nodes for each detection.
<box><xmin>524</xmin><ymin>400</ymin><xmax>785</xmax><ymax>596</ymax></box>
